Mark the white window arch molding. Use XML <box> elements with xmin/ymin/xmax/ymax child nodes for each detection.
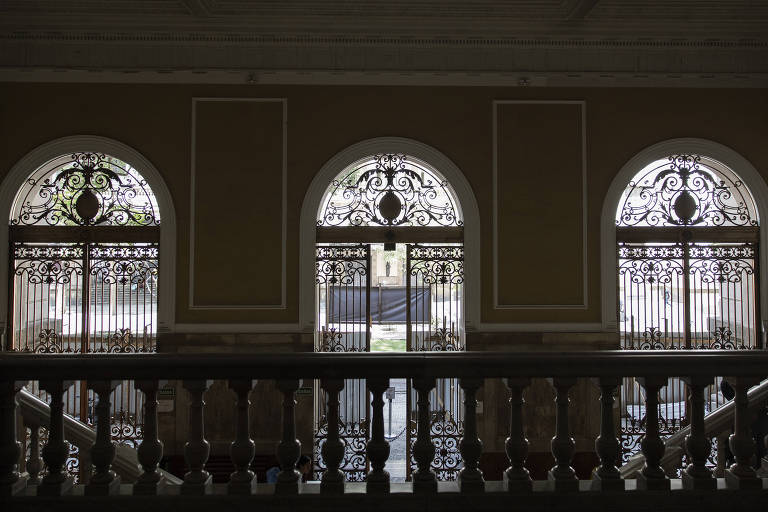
<box><xmin>0</xmin><ymin>135</ymin><xmax>177</xmax><ymax>341</ymax></box>
<box><xmin>601</xmin><ymin>138</ymin><xmax>768</xmax><ymax>335</ymax></box>
<box><xmin>300</xmin><ymin>137</ymin><xmax>481</xmax><ymax>331</ymax></box>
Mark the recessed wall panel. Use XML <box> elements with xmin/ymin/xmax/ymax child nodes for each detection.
<box><xmin>494</xmin><ymin>101</ymin><xmax>586</xmax><ymax>308</ymax></box>
<box><xmin>191</xmin><ymin>98</ymin><xmax>286</xmax><ymax>308</ymax></box>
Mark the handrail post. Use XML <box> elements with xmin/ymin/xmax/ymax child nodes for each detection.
<box><xmin>275</xmin><ymin>379</ymin><xmax>301</xmax><ymax>495</ymax></box>
<box><xmin>38</xmin><ymin>380</ymin><xmax>75</xmax><ymax>496</ymax></box>
<box><xmin>412</xmin><ymin>377</ymin><xmax>437</xmax><ymax>493</ymax></box>
<box><xmin>636</xmin><ymin>376</ymin><xmax>670</xmax><ymax>490</ymax></box>
<box><xmin>86</xmin><ymin>380</ymin><xmax>121</xmax><ymax>496</ymax></box>
<box><xmin>681</xmin><ymin>376</ymin><xmax>716</xmax><ymax>490</ymax></box>
<box><xmin>547</xmin><ymin>377</ymin><xmax>578</xmax><ymax>491</ymax></box>
<box><xmin>134</xmin><ymin>379</ymin><xmax>166</xmax><ymax>495</ymax></box>
<box><xmin>181</xmin><ymin>379</ymin><xmax>213</xmax><ymax>495</ymax></box>
<box><xmin>459</xmin><ymin>378</ymin><xmax>484</xmax><ymax>493</ymax></box>
<box><xmin>320</xmin><ymin>378</ymin><xmax>345</xmax><ymax>494</ymax></box>
<box><xmin>366</xmin><ymin>378</ymin><xmax>390</xmax><ymax>494</ymax></box>
<box><xmin>228</xmin><ymin>379</ymin><xmax>258</xmax><ymax>495</ymax></box>
<box><xmin>504</xmin><ymin>377</ymin><xmax>531</xmax><ymax>492</ymax></box>
<box><xmin>725</xmin><ymin>376</ymin><xmax>762</xmax><ymax>489</ymax></box>
<box><xmin>0</xmin><ymin>380</ymin><xmax>27</xmax><ymax>496</ymax></box>
<box><xmin>591</xmin><ymin>377</ymin><xmax>623</xmax><ymax>491</ymax></box>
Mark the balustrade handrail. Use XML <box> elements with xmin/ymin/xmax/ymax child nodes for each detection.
<box><xmin>3</xmin><ymin>350</ymin><xmax>768</xmax><ymax>380</ymax></box>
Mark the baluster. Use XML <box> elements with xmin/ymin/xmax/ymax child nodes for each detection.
<box><xmin>547</xmin><ymin>377</ymin><xmax>578</xmax><ymax>491</ymax></box>
<box><xmin>366</xmin><ymin>378</ymin><xmax>390</xmax><ymax>494</ymax></box>
<box><xmin>459</xmin><ymin>378</ymin><xmax>484</xmax><ymax>493</ymax></box>
<box><xmin>682</xmin><ymin>376</ymin><xmax>715</xmax><ymax>490</ymax></box>
<box><xmin>0</xmin><ymin>380</ymin><xmax>27</xmax><ymax>496</ymax></box>
<box><xmin>86</xmin><ymin>380</ymin><xmax>121</xmax><ymax>495</ymax></box>
<box><xmin>228</xmin><ymin>379</ymin><xmax>258</xmax><ymax>495</ymax></box>
<box><xmin>26</xmin><ymin>419</ymin><xmax>42</xmax><ymax>485</ymax></box>
<box><xmin>636</xmin><ymin>377</ymin><xmax>669</xmax><ymax>490</ymax></box>
<box><xmin>412</xmin><ymin>377</ymin><xmax>437</xmax><ymax>493</ymax></box>
<box><xmin>321</xmin><ymin>379</ymin><xmax>345</xmax><ymax>494</ymax></box>
<box><xmin>38</xmin><ymin>380</ymin><xmax>75</xmax><ymax>496</ymax></box>
<box><xmin>275</xmin><ymin>379</ymin><xmax>301</xmax><ymax>495</ymax></box>
<box><xmin>181</xmin><ymin>380</ymin><xmax>213</xmax><ymax>495</ymax></box>
<box><xmin>714</xmin><ymin>431</ymin><xmax>730</xmax><ymax>478</ymax></box>
<box><xmin>504</xmin><ymin>378</ymin><xmax>531</xmax><ymax>492</ymax></box>
<box><xmin>591</xmin><ymin>377</ymin><xmax>623</xmax><ymax>491</ymax></box>
<box><xmin>134</xmin><ymin>380</ymin><xmax>166</xmax><ymax>495</ymax></box>
<box><xmin>725</xmin><ymin>376</ymin><xmax>761</xmax><ymax>489</ymax></box>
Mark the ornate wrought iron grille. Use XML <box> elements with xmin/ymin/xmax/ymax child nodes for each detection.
<box><xmin>9</xmin><ymin>151</ymin><xmax>160</xmax><ymax>481</ymax></box>
<box><xmin>11</xmin><ymin>152</ymin><xmax>159</xmax><ymax>227</ymax></box>
<box><xmin>616</xmin><ymin>153</ymin><xmax>760</xmax><ymax>468</ymax></box>
<box><xmin>406</xmin><ymin>244</ymin><xmax>465</xmax><ymax>480</ymax></box>
<box><xmin>313</xmin><ymin>244</ymin><xmax>370</xmax><ymax>481</ymax></box>
<box><xmin>617</xmin><ymin>154</ymin><xmax>757</xmax><ymax>228</ymax></box>
<box><xmin>318</xmin><ymin>154</ymin><xmax>461</xmax><ymax>227</ymax></box>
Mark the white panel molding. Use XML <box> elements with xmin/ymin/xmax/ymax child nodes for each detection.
<box><xmin>299</xmin><ymin>137</ymin><xmax>482</xmax><ymax>332</ymax></box>
<box><xmin>0</xmin><ymin>135</ymin><xmax>178</xmax><ymax>340</ymax></box>
<box><xmin>492</xmin><ymin>100</ymin><xmax>588</xmax><ymax>309</ymax></box>
<box><xmin>600</xmin><ymin>138</ymin><xmax>768</xmax><ymax>334</ymax></box>
<box><xmin>189</xmin><ymin>97</ymin><xmax>287</xmax><ymax>310</ymax></box>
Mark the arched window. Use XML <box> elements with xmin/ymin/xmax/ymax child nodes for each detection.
<box><xmin>313</xmin><ymin>152</ymin><xmax>464</xmax><ymax>483</ymax></box>
<box><xmin>9</xmin><ymin>151</ymin><xmax>160</xmax><ymax>352</ymax></box>
<box><xmin>8</xmin><ymin>150</ymin><xmax>162</xmax><ymax>478</ymax></box>
<box><xmin>615</xmin><ymin>153</ymin><xmax>760</xmax><ymax>464</ymax></box>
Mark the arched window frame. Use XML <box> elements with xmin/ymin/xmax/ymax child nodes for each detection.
<box><xmin>299</xmin><ymin>137</ymin><xmax>481</xmax><ymax>332</ymax></box>
<box><xmin>601</xmin><ymin>138</ymin><xmax>768</xmax><ymax>338</ymax></box>
<box><xmin>0</xmin><ymin>135</ymin><xmax>177</xmax><ymax>342</ymax></box>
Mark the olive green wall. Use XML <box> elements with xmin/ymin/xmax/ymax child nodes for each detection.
<box><xmin>1</xmin><ymin>84</ymin><xmax>767</xmax><ymax>327</ymax></box>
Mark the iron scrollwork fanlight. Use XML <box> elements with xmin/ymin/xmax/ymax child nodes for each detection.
<box><xmin>319</xmin><ymin>153</ymin><xmax>461</xmax><ymax>227</ymax></box>
<box><xmin>11</xmin><ymin>152</ymin><xmax>160</xmax><ymax>227</ymax></box>
<box><xmin>617</xmin><ymin>154</ymin><xmax>757</xmax><ymax>227</ymax></box>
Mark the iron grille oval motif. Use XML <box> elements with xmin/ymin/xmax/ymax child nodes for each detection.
<box><xmin>616</xmin><ymin>154</ymin><xmax>758</xmax><ymax>227</ymax></box>
<box><xmin>318</xmin><ymin>154</ymin><xmax>462</xmax><ymax>227</ymax></box>
<box><xmin>11</xmin><ymin>152</ymin><xmax>160</xmax><ymax>227</ymax></box>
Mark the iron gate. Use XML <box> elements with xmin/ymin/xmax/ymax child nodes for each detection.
<box><xmin>313</xmin><ymin>244</ymin><xmax>371</xmax><ymax>481</ymax></box>
<box><xmin>11</xmin><ymin>241</ymin><xmax>158</xmax><ymax>479</ymax></box>
<box><xmin>406</xmin><ymin>244</ymin><xmax>465</xmax><ymax>480</ymax></box>
<box><xmin>618</xmin><ymin>241</ymin><xmax>759</xmax><ymax>464</ymax></box>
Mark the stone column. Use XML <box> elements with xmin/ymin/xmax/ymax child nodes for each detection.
<box><xmin>547</xmin><ymin>377</ymin><xmax>578</xmax><ymax>491</ymax></box>
<box><xmin>366</xmin><ymin>378</ymin><xmax>390</xmax><ymax>494</ymax></box>
<box><xmin>590</xmin><ymin>377</ymin><xmax>623</xmax><ymax>491</ymax></box>
<box><xmin>636</xmin><ymin>377</ymin><xmax>669</xmax><ymax>490</ymax></box>
<box><xmin>724</xmin><ymin>376</ymin><xmax>761</xmax><ymax>490</ymax></box>
<box><xmin>38</xmin><ymin>380</ymin><xmax>75</xmax><ymax>496</ymax></box>
<box><xmin>682</xmin><ymin>376</ymin><xmax>715</xmax><ymax>490</ymax></box>
<box><xmin>0</xmin><ymin>380</ymin><xmax>27</xmax><ymax>496</ymax></box>
<box><xmin>412</xmin><ymin>377</ymin><xmax>437</xmax><ymax>493</ymax></box>
<box><xmin>275</xmin><ymin>379</ymin><xmax>301</xmax><ymax>495</ymax></box>
<box><xmin>86</xmin><ymin>380</ymin><xmax>121</xmax><ymax>496</ymax></box>
<box><xmin>228</xmin><ymin>379</ymin><xmax>258</xmax><ymax>495</ymax></box>
<box><xmin>320</xmin><ymin>378</ymin><xmax>345</xmax><ymax>494</ymax></box>
<box><xmin>181</xmin><ymin>379</ymin><xmax>213</xmax><ymax>495</ymax></box>
<box><xmin>459</xmin><ymin>378</ymin><xmax>484</xmax><ymax>493</ymax></box>
<box><xmin>504</xmin><ymin>378</ymin><xmax>531</xmax><ymax>492</ymax></box>
<box><xmin>134</xmin><ymin>380</ymin><xmax>166</xmax><ymax>495</ymax></box>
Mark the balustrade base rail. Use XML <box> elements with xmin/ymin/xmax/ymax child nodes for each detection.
<box><xmin>5</xmin><ymin>481</ymin><xmax>768</xmax><ymax>512</ymax></box>
<box><xmin>3</xmin><ymin>351</ymin><xmax>768</xmax><ymax>508</ymax></box>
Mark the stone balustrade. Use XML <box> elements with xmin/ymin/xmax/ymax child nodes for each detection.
<box><xmin>1</xmin><ymin>350</ymin><xmax>768</xmax><ymax>510</ymax></box>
